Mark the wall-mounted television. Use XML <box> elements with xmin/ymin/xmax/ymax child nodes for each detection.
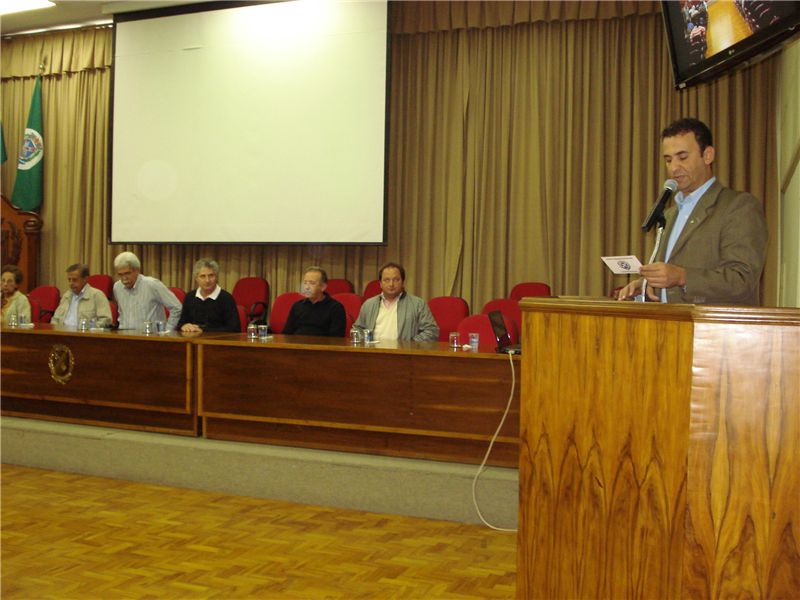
<box><xmin>662</xmin><ymin>0</ymin><xmax>800</xmax><ymax>89</ymax></box>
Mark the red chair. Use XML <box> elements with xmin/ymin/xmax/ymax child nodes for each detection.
<box><xmin>28</xmin><ymin>286</ymin><xmax>60</xmax><ymax>323</ymax></box>
<box><xmin>333</xmin><ymin>293</ymin><xmax>364</xmax><ymax>322</ymax></box>
<box><xmin>481</xmin><ymin>298</ymin><xmax>521</xmax><ymax>340</ymax></box>
<box><xmin>165</xmin><ymin>288</ymin><xmax>185</xmax><ymax>321</ymax></box>
<box><xmin>326</xmin><ymin>279</ymin><xmax>354</xmax><ymax>296</ymax></box>
<box><xmin>232</xmin><ymin>277</ymin><xmax>270</xmax><ymax>323</ymax></box>
<box><xmin>270</xmin><ymin>292</ymin><xmax>304</xmax><ymax>334</ymax></box>
<box><xmin>457</xmin><ymin>313</ymin><xmax>519</xmax><ymax>346</ymax></box>
<box><xmin>87</xmin><ymin>274</ymin><xmax>113</xmax><ymax>299</ymax></box>
<box><xmin>509</xmin><ymin>282</ymin><xmax>551</xmax><ymax>300</ymax></box>
<box><xmin>237</xmin><ymin>304</ymin><xmax>248</xmax><ymax>333</ymax></box>
<box><xmin>27</xmin><ymin>296</ymin><xmax>42</xmax><ymax>323</ymax></box>
<box><xmin>169</xmin><ymin>287</ymin><xmax>186</xmax><ymax>303</ymax></box>
<box><xmin>363</xmin><ymin>280</ymin><xmax>382</xmax><ymax>300</ymax></box>
<box><xmin>345</xmin><ymin>313</ymin><xmax>354</xmax><ymax>337</ymax></box>
<box><xmin>427</xmin><ymin>296</ymin><xmax>470</xmax><ymax>342</ymax></box>
<box><xmin>109</xmin><ymin>300</ymin><xmax>119</xmax><ymax>327</ymax></box>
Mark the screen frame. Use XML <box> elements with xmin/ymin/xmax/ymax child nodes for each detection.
<box><xmin>661</xmin><ymin>0</ymin><xmax>800</xmax><ymax>90</ymax></box>
<box><xmin>108</xmin><ymin>1</ymin><xmax>391</xmax><ymax>246</ymax></box>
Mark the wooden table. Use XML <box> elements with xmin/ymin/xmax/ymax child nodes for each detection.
<box><xmin>1</xmin><ymin>325</ymin><xmax>197</xmax><ymax>435</ymax></box>
<box><xmin>198</xmin><ymin>334</ymin><xmax>521</xmax><ymax>466</ymax></box>
<box><xmin>2</xmin><ymin>326</ymin><xmax>520</xmax><ymax>465</ymax></box>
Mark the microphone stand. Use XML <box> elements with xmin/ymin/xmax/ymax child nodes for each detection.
<box><xmin>640</xmin><ymin>210</ymin><xmax>666</xmax><ymax>302</ymax></box>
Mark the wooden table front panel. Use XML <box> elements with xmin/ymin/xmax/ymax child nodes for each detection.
<box><xmin>199</xmin><ymin>341</ymin><xmax>520</xmax><ymax>465</ymax></box>
<box><xmin>1</xmin><ymin>327</ymin><xmax>197</xmax><ymax>435</ymax></box>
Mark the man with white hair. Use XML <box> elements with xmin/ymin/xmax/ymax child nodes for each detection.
<box><xmin>113</xmin><ymin>252</ymin><xmax>182</xmax><ymax>331</ymax></box>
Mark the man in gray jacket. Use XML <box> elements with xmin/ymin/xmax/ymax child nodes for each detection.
<box><xmin>51</xmin><ymin>264</ymin><xmax>113</xmax><ymax>327</ymax></box>
<box><xmin>353</xmin><ymin>262</ymin><xmax>439</xmax><ymax>342</ymax></box>
<box><xmin>618</xmin><ymin>118</ymin><xmax>767</xmax><ymax>305</ymax></box>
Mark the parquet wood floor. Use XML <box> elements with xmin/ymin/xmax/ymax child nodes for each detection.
<box><xmin>1</xmin><ymin>464</ymin><xmax>516</xmax><ymax>599</ymax></box>
<box><xmin>707</xmin><ymin>0</ymin><xmax>753</xmax><ymax>57</ymax></box>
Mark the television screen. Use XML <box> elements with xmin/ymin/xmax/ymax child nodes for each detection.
<box><xmin>662</xmin><ymin>0</ymin><xmax>800</xmax><ymax>89</ymax></box>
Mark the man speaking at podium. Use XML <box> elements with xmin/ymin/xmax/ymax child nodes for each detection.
<box><xmin>618</xmin><ymin>118</ymin><xmax>768</xmax><ymax>305</ymax></box>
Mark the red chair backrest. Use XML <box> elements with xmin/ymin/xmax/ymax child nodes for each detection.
<box><xmin>231</xmin><ymin>277</ymin><xmax>270</xmax><ymax>319</ymax></box>
<box><xmin>363</xmin><ymin>280</ymin><xmax>382</xmax><ymax>300</ymax></box>
<box><xmin>28</xmin><ymin>286</ymin><xmax>60</xmax><ymax>323</ymax></box>
<box><xmin>109</xmin><ymin>300</ymin><xmax>119</xmax><ymax>327</ymax></box>
<box><xmin>427</xmin><ymin>296</ymin><xmax>470</xmax><ymax>342</ymax></box>
<box><xmin>481</xmin><ymin>299</ymin><xmax>521</xmax><ymax>337</ymax></box>
<box><xmin>509</xmin><ymin>282</ymin><xmax>551</xmax><ymax>300</ymax></box>
<box><xmin>237</xmin><ymin>304</ymin><xmax>248</xmax><ymax>333</ymax></box>
<box><xmin>270</xmin><ymin>292</ymin><xmax>304</xmax><ymax>334</ymax></box>
<box><xmin>457</xmin><ymin>313</ymin><xmax>519</xmax><ymax>346</ymax></box>
<box><xmin>27</xmin><ymin>296</ymin><xmax>42</xmax><ymax>323</ymax></box>
<box><xmin>326</xmin><ymin>279</ymin><xmax>354</xmax><ymax>296</ymax></box>
<box><xmin>87</xmin><ymin>274</ymin><xmax>113</xmax><ymax>299</ymax></box>
<box><xmin>165</xmin><ymin>288</ymin><xmax>185</xmax><ymax>321</ymax></box>
<box><xmin>333</xmin><ymin>293</ymin><xmax>364</xmax><ymax>321</ymax></box>
<box><xmin>345</xmin><ymin>313</ymin><xmax>354</xmax><ymax>337</ymax></box>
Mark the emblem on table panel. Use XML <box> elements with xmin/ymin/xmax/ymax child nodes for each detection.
<box><xmin>48</xmin><ymin>344</ymin><xmax>75</xmax><ymax>384</ymax></box>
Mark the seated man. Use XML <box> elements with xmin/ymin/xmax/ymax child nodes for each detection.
<box><xmin>353</xmin><ymin>262</ymin><xmax>439</xmax><ymax>341</ymax></box>
<box><xmin>282</xmin><ymin>267</ymin><xmax>346</xmax><ymax>337</ymax></box>
<box><xmin>176</xmin><ymin>259</ymin><xmax>240</xmax><ymax>333</ymax></box>
<box><xmin>51</xmin><ymin>264</ymin><xmax>113</xmax><ymax>327</ymax></box>
<box><xmin>113</xmin><ymin>252</ymin><xmax>182</xmax><ymax>331</ymax></box>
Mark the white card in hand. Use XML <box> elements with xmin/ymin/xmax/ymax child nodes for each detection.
<box><xmin>601</xmin><ymin>255</ymin><xmax>642</xmax><ymax>275</ymax></box>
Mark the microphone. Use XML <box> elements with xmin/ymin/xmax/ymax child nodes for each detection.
<box><xmin>641</xmin><ymin>179</ymin><xmax>678</xmax><ymax>232</ymax></box>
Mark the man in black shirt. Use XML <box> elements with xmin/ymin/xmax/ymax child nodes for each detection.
<box><xmin>177</xmin><ymin>259</ymin><xmax>240</xmax><ymax>333</ymax></box>
<box><xmin>282</xmin><ymin>267</ymin><xmax>346</xmax><ymax>337</ymax></box>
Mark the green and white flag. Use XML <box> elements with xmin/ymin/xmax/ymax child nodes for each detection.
<box><xmin>1</xmin><ymin>122</ymin><xmax>7</xmax><ymax>164</ymax></box>
<box><xmin>11</xmin><ymin>76</ymin><xmax>44</xmax><ymax>211</ymax></box>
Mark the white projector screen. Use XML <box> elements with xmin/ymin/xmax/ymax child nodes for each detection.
<box><xmin>111</xmin><ymin>1</ymin><xmax>388</xmax><ymax>244</ymax></box>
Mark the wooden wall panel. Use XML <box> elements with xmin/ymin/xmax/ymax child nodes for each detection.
<box><xmin>1</xmin><ymin>194</ymin><xmax>43</xmax><ymax>293</ymax></box>
<box><xmin>684</xmin><ymin>319</ymin><xmax>800</xmax><ymax>599</ymax></box>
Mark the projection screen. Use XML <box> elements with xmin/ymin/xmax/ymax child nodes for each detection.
<box><xmin>111</xmin><ymin>1</ymin><xmax>388</xmax><ymax>244</ymax></box>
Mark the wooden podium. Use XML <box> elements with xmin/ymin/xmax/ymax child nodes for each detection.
<box><xmin>517</xmin><ymin>298</ymin><xmax>799</xmax><ymax>600</ymax></box>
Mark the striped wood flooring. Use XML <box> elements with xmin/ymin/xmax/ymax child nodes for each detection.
<box><xmin>1</xmin><ymin>464</ymin><xmax>516</xmax><ymax>599</ymax></box>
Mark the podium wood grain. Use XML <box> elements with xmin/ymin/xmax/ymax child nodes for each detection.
<box><xmin>517</xmin><ymin>299</ymin><xmax>799</xmax><ymax>600</ymax></box>
<box><xmin>683</xmin><ymin>316</ymin><xmax>800</xmax><ymax>599</ymax></box>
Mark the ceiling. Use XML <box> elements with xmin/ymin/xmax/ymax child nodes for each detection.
<box><xmin>0</xmin><ymin>1</ymin><xmax>200</xmax><ymax>36</ymax></box>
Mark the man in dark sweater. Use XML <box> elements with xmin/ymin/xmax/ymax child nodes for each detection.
<box><xmin>177</xmin><ymin>259</ymin><xmax>240</xmax><ymax>333</ymax></box>
<box><xmin>282</xmin><ymin>267</ymin><xmax>346</xmax><ymax>337</ymax></box>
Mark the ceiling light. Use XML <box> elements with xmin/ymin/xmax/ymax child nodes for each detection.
<box><xmin>0</xmin><ymin>0</ymin><xmax>55</xmax><ymax>17</ymax></box>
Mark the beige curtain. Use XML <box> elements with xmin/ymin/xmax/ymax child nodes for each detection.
<box><xmin>390</xmin><ymin>9</ymin><xmax>778</xmax><ymax>306</ymax></box>
<box><xmin>390</xmin><ymin>1</ymin><xmax>662</xmax><ymax>33</ymax></box>
<box><xmin>1</xmin><ymin>2</ymin><xmax>778</xmax><ymax>311</ymax></box>
<box><xmin>1</xmin><ymin>27</ymin><xmax>113</xmax><ymax>293</ymax></box>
